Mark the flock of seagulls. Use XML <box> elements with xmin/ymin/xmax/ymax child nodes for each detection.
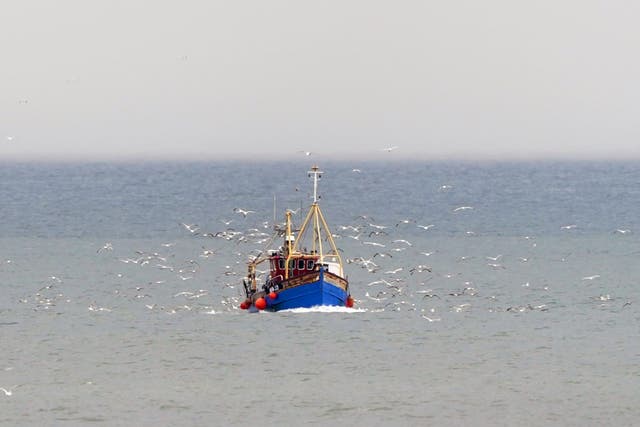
<box><xmin>6</xmin><ymin>210</ymin><xmax>634</xmax><ymax>327</ymax></box>
<box><xmin>8</xmin><ymin>191</ymin><xmax>633</xmax><ymax>323</ymax></box>
<box><xmin>5</xmin><ymin>168</ymin><xmax>636</xmax><ymax>331</ymax></box>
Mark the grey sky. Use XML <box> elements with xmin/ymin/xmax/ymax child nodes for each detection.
<box><xmin>2</xmin><ymin>1</ymin><xmax>639</xmax><ymax>161</ymax></box>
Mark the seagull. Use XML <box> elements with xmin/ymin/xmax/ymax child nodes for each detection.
<box><xmin>5</xmin><ymin>136</ymin><xmax>14</xmax><ymax>142</ymax></box>
<box><xmin>421</xmin><ymin>315</ymin><xmax>441</xmax><ymax>322</ymax></box>
<box><xmin>97</xmin><ymin>242</ymin><xmax>113</xmax><ymax>253</ymax></box>
<box><xmin>381</xmin><ymin>146</ymin><xmax>398</xmax><ymax>152</ymax></box>
<box><xmin>409</xmin><ymin>265</ymin><xmax>432</xmax><ymax>274</ymax></box>
<box><xmin>233</xmin><ymin>207</ymin><xmax>255</xmax><ymax>217</ymax></box>
<box><xmin>365</xmin><ymin>291</ymin><xmax>387</xmax><ymax>302</ymax></box>
<box><xmin>417</xmin><ymin>224</ymin><xmax>435</xmax><ymax>231</ymax></box>
<box><xmin>298</xmin><ymin>150</ymin><xmax>313</xmax><ymax>156</ymax></box>
<box><xmin>453</xmin><ymin>206</ymin><xmax>474</xmax><ymax>213</ymax></box>
<box><xmin>88</xmin><ymin>303</ymin><xmax>111</xmax><ymax>312</ymax></box>
<box><xmin>392</xmin><ymin>239</ymin><xmax>413</xmax><ymax>246</ymax></box>
<box><xmin>581</xmin><ymin>275</ymin><xmax>600</xmax><ymax>281</ymax></box>
<box><xmin>373</xmin><ymin>252</ymin><xmax>393</xmax><ymax>258</ymax></box>
<box><xmin>452</xmin><ymin>303</ymin><xmax>471</xmax><ymax>312</ymax></box>
<box><xmin>485</xmin><ymin>254</ymin><xmax>503</xmax><ymax>261</ymax></box>
<box><xmin>200</xmin><ymin>248</ymin><xmax>217</xmax><ymax>258</ymax></box>
<box><xmin>366</xmin><ymin>279</ymin><xmax>388</xmax><ymax>287</ymax></box>
<box><xmin>560</xmin><ymin>252</ymin><xmax>572</xmax><ymax>262</ymax></box>
<box><xmin>0</xmin><ymin>386</ymin><xmax>17</xmax><ymax>396</ymax></box>
<box><xmin>174</xmin><ymin>291</ymin><xmax>194</xmax><ymax>297</ymax></box>
<box><xmin>614</xmin><ymin>228</ymin><xmax>631</xmax><ymax>235</ymax></box>
<box><xmin>351</xmin><ymin>168</ymin><xmax>362</xmax><ymax>173</ymax></box>
<box><xmin>561</xmin><ymin>224</ymin><xmax>577</xmax><ymax>230</ymax></box>
<box><xmin>368</xmin><ymin>223</ymin><xmax>387</xmax><ymax>230</ymax></box>
<box><xmin>180</xmin><ymin>223</ymin><xmax>200</xmax><ymax>234</ymax></box>
<box><xmin>487</xmin><ymin>263</ymin><xmax>506</xmax><ymax>270</ymax></box>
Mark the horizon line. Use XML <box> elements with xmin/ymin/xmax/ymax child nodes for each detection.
<box><xmin>2</xmin><ymin>154</ymin><xmax>640</xmax><ymax>164</ymax></box>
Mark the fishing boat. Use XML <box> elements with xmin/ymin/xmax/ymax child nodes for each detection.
<box><xmin>240</xmin><ymin>165</ymin><xmax>353</xmax><ymax>312</ymax></box>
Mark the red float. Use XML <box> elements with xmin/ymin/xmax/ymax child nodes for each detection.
<box><xmin>239</xmin><ymin>301</ymin><xmax>248</xmax><ymax>310</ymax></box>
<box><xmin>255</xmin><ymin>297</ymin><xmax>267</xmax><ymax>310</ymax></box>
<box><xmin>346</xmin><ymin>296</ymin><xmax>354</xmax><ymax>308</ymax></box>
<box><xmin>269</xmin><ymin>291</ymin><xmax>277</xmax><ymax>300</ymax></box>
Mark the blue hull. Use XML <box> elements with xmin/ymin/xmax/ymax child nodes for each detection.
<box><xmin>264</xmin><ymin>275</ymin><xmax>348</xmax><ymax>311</ymax></box>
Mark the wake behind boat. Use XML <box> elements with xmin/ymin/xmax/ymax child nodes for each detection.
<box><xmin>240</xmin><ymin>166</ymin><xmax>353</xmax><ymax>312</ymax></box>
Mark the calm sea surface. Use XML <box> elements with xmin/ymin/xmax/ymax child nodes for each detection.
<box><xmin>1</xmin><ymin>161</ymin><xmax>639</xmax><ymax>426</ymax></box>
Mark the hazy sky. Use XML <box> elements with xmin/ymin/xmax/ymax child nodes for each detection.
<box><xmin>2</xmin><ymin>1</ymin><xmax>639</xmax><ymax>161</ymax></box>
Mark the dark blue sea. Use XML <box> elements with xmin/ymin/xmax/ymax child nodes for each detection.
<box><xmin>1</xmin><ymin>161</ymin><xmax>639</xmax><ymax>426</ymax></box>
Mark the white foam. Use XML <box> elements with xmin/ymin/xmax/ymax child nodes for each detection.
<box><xmin>280</xmin><ymin>306</ymin><xmax>367</xmax><ymax>314</ymax></box>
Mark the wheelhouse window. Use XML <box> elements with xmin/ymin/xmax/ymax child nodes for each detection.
<box><xmin>278</xmin><ymin>258</ymin><xmax>285</xmax><ymax>270</ymax></box>
<box><xmin>298</xmin><ymin>259</ymin><xmax>305</xmax><ymax>270</ymax></box>
<box><xmin>307</xmin><ymin>260</ymin><xmax>314</xmax><ymax>270</ymax></box>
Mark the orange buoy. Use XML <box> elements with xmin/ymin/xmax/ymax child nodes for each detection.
<box><xmin>239</xmin><ymin>301</ymin><xmax>249</xmax><ymax>310</ymax></box>
<box><xmin>269</xmin><ymin>291</ymin><xmax>277</xmax><ymax>300</ymax></box>
<box><xmin>255</xmin><ymin>297</ymin><xmax>267</xmax><ymax>310</ymax></box>
<box><xmin>346</xmin><ymin>296</ymin><xmax>354</xmax><ymax>308</ymax></box>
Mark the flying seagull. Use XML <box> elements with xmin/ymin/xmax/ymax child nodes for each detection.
<box><xmin>97</xmin><ymin>242</ymin><xmax>113</xmax><ymax>253</ymax></box>
<box><xmin>0</xmin><ymin>386</ymin><xmax>17</xmax><ymax>396</ymax></box>
<box><xmin>233</xmin><ymin>207</ymin><xmax>255</xmax><ymax>217</ymax></box>
<box><xmin>453</xmin><ymin>206</ymin><xmax>474</xmax><ymax>213</ymax></box>
<box><xmin>180</xmin><ymin>223</ymin><xmax>200</xmax><ymax>234</ymax></box>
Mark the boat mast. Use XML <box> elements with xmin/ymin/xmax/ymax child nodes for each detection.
<box><xmin>282</xmin><ymin>165</ymin><xmax>346</xmax><ymax>278</ymax></box>
<box><xmin>286</xmin><ymin>165</ymin><xmax>344</xmax><ymax>271</ymax></box>
<box><xmin>308</xmin><ymin>165</ymin><xmax>324</xmax><ymax>260</ymax></box>
<box><xmin>309</xmin><ymin>165</ymin><xmax>322</xmax><ymax>204</ymax></box>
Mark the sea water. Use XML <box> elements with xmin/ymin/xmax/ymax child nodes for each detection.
<box><xmin>0</xmin><ymin>161</ymin><xmax>639</xmax><ymax>426</ymax></box>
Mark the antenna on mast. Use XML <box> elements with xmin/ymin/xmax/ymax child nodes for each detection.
<box><xmin>307</xmin><ymin>165</ymin><xmax>323</xmax><ymax>203</ymax></box>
